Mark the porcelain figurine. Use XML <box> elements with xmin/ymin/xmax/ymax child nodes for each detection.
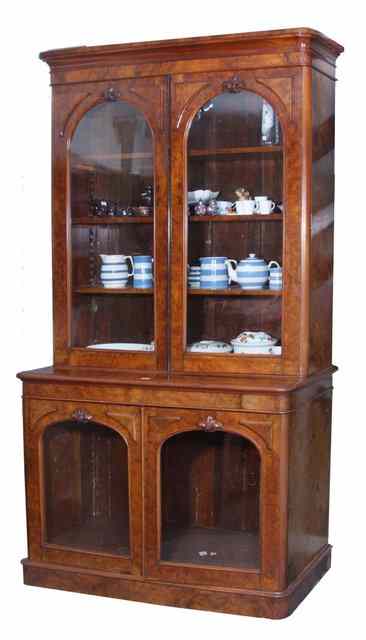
<box><xmin>235</xmin><ymin>187</ymin><xmax>251</xmax><ymax>201</ymax></box>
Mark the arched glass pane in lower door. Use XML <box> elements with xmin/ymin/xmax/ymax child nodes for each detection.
<box><xmin>161</xmin><ymin>431</ymin><xmax>260</xmax><ymax>569</ymax></box>
<box><xmin>43</xmin><ymin>421</ymin><xmax>130</xmax><ymax>556</ymax></box>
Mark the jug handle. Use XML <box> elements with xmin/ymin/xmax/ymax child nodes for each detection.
<box><xmin>226</xmin><ymin>259</ymin><xmax>238</xmax><ymax>284</ymax></box>
<box><xmin>268</xmin><ymin>260</ymin><xmax>280</xmax><ymax>269</ymax></box>
<box><xmin>126</xmin><ymin>255</ymin><xmax>134</xmax><ymax>276</ymax></box>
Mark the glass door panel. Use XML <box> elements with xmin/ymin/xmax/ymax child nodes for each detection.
<box><xmin>43</xmin><ymin>421</ymin><xmax>130</xmax><ymax>556</ymax></box>
<box><xmin>70</xmin><ymin>100</ymin><xmax>155</xmax><ymax>352</ymax></box>
<box><xmin>161</xmin><ymin>431</ymin><xmax>260</xmax><ymax>569</ymax></box>
<box><xmin>187</xmin><ymin>91</ymin><xmax>283</xmax><ymax>356</ymax></box>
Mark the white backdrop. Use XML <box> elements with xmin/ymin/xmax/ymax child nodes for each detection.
<box><xmin>2</xmin><ymin>1</ymin><xmax>365</xmax><ymax>636</ymax></box>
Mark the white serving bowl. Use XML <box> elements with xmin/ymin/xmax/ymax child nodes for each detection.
<box><xmin>188</xmin><ymin>190</ymin><xmax>219</xmax><ymax>204</ymax></box>
<box><xmin>187</xmin><ymin>340</ymin><xmax>233</xmax><ymax>353</ymax></box>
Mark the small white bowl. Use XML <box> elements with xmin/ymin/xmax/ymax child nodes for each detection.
<box><xmin>188</xmin><ymin>190</ymin><xmax>220</xmax><ymax>204</ymax></box>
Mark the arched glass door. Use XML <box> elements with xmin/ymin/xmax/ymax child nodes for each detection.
<box><xmin>70</xmin><ymin>99</ymin><xmax>155</xmax><ymax>352</ymax></box>
<box><xmin>43</xmin><ymin>420</ymin><xmax>130</xmax><ymax>555</ymax></box>
<box><xmin>186</xmin><ymin>90</ymin><xmax>283</xmax><ymax>357</ymax></box>
<box><xmin>161</xmin><ymin>430</ymin><xmax>260</xmax><ymax>569</ymax></box>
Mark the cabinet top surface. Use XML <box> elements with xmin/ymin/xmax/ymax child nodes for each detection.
<box><xmin>17</xmin><ymin>366</ymin><xmax>337</xmax><ymax>393</ymax></box>
<box><xmin>39</xmin><ymin>28</ymin><xmax>343</xmax><ymax>67</ymax></box>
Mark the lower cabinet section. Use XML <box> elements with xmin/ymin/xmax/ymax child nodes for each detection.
<box><xmin>21</xmin><ymin>381</ymin><xmax>333</xmax><ymax>617</ymax></box>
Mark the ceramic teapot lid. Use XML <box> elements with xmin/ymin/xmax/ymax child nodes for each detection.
<box><xmin>239</xmin><ymin>253</ymin><xmax>266</xmax><ymax>264</ymax></box>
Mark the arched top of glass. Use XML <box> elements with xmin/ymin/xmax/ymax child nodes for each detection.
<box><xmin>161</xmin><ymin>427</ymin><xmax>261</xmax><ymax>455</ymax></box>
<box><xmin>188</xmin><ymin>90</ymin><xmax>282</xmax><ymax>151</ymax></box>
<box><xmin>71</xmin><ymin>100</ymin><xmax>153</xmax><ymax>173</ymax></box>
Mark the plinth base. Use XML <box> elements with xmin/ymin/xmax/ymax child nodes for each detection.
<box><xmin>22</xmin><ymin>544</ymin><xmax>331</xmax><ymax>619</ymax></box>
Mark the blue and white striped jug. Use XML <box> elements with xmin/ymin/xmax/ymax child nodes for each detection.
<box><xmin>268</xmin><ymin>261</ymin><xmax>282</xmax><ymax>290</ymax></box>
<box><xmin>199</xmin><ymin>256</ymin><xmax>237</xmax><ymax>289</ymax></box>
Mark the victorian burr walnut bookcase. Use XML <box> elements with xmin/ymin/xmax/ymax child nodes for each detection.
<box><xmin>18</xmin><ymin>28</ymin><xmax>343</xmax><ymax>618</ymax></box>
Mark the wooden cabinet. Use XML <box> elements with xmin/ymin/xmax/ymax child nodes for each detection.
<box><xmin>18</xmin><ymin>28</ymin><xmax>343</xmax><ymax>618</ymax></box>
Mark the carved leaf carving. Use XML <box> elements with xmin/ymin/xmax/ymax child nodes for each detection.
<box><xmin>71</xmin><ymin>408</ymin><xmax>92</xmax><ymax>422</ymax></box>
<box><xmin>222</xmin><ymin>75</ymin><xmax>246</xmax><ymax>94</ymax></box>
<box><xmin>103</xmin><ymin>87</ymin><xmax>121</xmax><ymax>102</ymax></box>
<box><xmin>198</xmin><ymin>416</ymin><xmax>223</xmax><ymax>432</ymax></box>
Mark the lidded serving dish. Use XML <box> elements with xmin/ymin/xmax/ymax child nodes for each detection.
<box><xmin>231</xmin><ymin>331</ymin><xmax>279</xmax><ymax>354</ymax></box>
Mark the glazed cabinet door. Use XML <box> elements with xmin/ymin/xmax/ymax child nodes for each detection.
<box><xmin>144</xmin><ymin>407</ymin><xmax>286</xmax><ymax>590</ymax></box>
<box><xmin>23</xmin><ymin>399</ymin><xmax>142</xmax><ymax>574</ymax></box>
<box><xmin>170</xmin><ymin>69</ymin><xmax>305</xmax><ymax>375</ymax></box>
<box><xmin>52</xmin><ymin>77</ymin><xmax>168</xmax><ymax>370</ymax></box>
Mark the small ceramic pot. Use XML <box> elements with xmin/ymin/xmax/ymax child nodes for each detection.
<box><xmin>133</xmin><ymin>255</ymin><xmax>153</xmax><ymax>288</ymax></box>
<box><xmin>188</xmin><ymin>265</ymin><xmax>201</xmax><ymax>288</ymax></box>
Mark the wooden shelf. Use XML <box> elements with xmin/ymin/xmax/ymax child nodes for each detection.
<box><xmin>75</xmin><ymin>286</ymin><xmax>154</xmax><ymax>295</ymax></box>
<box><xmin>189</xmin><ymin>145</ymin><xmax>282</xmax><ymax>157</ymax></box>
<box><xmin>188</xmin><ymin>288</ymin><xmax>282</xmax><ymax>296</ymax></box>
<box><xmin>189</xmin><ymin>214</ymin><xmax>282</xmax><ymax>222</ymax></box>
<box><xmin>162</xmin><ymin>526</ymin><xmax>259</xmax><ymax>569</ymax></box>
<box><xmin>73</xmin><ymin>216</ymin><xmax>153</xmax><ymax>225</ymax></box>
<box><xmin>73</xmin><ymin>151</ymin><xmax>152</xmax><ymax>161</ymax></box>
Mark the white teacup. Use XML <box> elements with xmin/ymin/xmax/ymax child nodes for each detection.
<box><xmin>254</xmin><ymin>196</ymin><xmax>275</xmax><ymax>214</ymax></box>
<box><xmin>259</xmin><ymin>200</ymin><xmax>275</xmax><ymax>214</ymax></box>
<box><xmin>236</xmin><ymin>199</ymin><xmax>256</xmax><ymax>215</ymax></box>
<box><xmin>216</xmin><ymin>200</ymin><xmax>233</xmax><ymax>214</ymax></box>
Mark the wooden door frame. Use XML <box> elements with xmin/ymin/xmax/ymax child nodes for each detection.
<box><xmin>143</xmin><ymin>406</ymin><xmax>286</xmax><ymax>591</ymax></box>
<box><xmin>23</xmin><ymin>398</ymin><xmax>142</xmax><ymax>574</ymax></box>
<box><xmin>52</xmin><ymin>76</ymin><xmax>169</xmax><ymax>371</ymax></box>
<box><xmin>170</xmin><ymin>67</ymin><xmax>306</xmax><ymax>376</ymax></box>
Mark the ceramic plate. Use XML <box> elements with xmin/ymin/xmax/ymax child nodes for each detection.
<box><xmin>87</xmin><ymin>342</ymin><xmax>154</xmax><ymax>351</ymax></box>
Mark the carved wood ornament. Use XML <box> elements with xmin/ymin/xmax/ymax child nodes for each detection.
<box><xmin>222</xmin><ymin>75</ymin><xmax>246</xmax><ymax>93</ymax></box>
<box><xmin>103</xmin><ymin>87</ymin><xmax>121</xmax><ymax>101</ymax></box>
<box><xmin>71</xmin><ymin>408</ymin><xmax>93</xmax><ymax>422</ymax></box>
<box><xmin>198</xmin><ymin>416</ymin><xmax>223</xmax><ymax>432</ymax></box>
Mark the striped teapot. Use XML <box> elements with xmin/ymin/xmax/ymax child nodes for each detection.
<box><xmin>227</xmin><ymin>253</ymin><xmax>270</xmax><ymax>289</ymax></box>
